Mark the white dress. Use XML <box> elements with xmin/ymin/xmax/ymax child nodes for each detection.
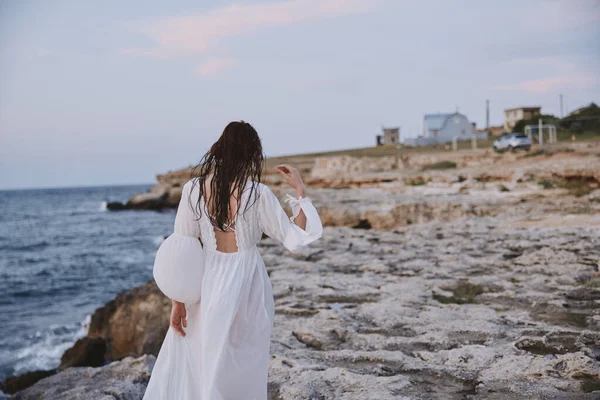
<box><xmin>143</xmin><ymin>177</ymin><xmax>323</xmax><ymax>400</ymax></box>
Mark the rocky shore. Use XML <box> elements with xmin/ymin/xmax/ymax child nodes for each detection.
<box><xmin>4</xmin><ymin>142</ymin><xmax>600</xmax><ymax>399</ymax></box>
<box><xmin>109</xmin><ymin>142</ymin><xmax>600</xmax><ymax>215</ymax></box>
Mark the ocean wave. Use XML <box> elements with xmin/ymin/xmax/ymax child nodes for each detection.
<box><xmin>3</xmin><ymin>314</ymin><xmax>90</xmax><ymax>379</ymax></box>
<box><xmin>0</xmin><ymin>183</ymin><xmax>174</xmax><ymax>384</ymax></box>
<box><xmin>8</xmin><ymin>284</ymin><xmax>81</xmax><ymax>299</ymax></box>
<box><xmin>0</xmin><ymin>241</ymin><xmax>51</xmax><ymax>252</ymax></box>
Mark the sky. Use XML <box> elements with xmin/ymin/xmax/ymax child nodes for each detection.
<box><xmin>0</xmin><ymin>0</ymin><xmax>599</xmax><ymax>189</ymax></box>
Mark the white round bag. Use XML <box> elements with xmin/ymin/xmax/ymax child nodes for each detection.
<box><xmin>153</xmin><ymin>232</ymin><xmax>204</xmax><ymax>304</ymax></box>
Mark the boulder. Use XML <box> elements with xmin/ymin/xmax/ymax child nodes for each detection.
<box><xmin>106</xmin><ymin>202</ymin><xmax>127</xmax><ymax>211</ymax></box>
<box><xmin>0</xmin><ymin>370</ymin><xmax>56</xmax><ymax>396</ymax></box>
<box><xmin>87</xmin><ymin>280</ymin><xmax>171</xmax><ymax>361</ymax></box>
<box><xmin>10</xmin><ymin>355</ymin><xmax>155</xmax><ymax>400</ymax></box>
<box><xmin>53</xmin><ymin>279</ymin><xmax>170</xmax><ymax>379</ymax></box>
<box><xmin>59</xmin><ymin>337</ymin><xmax>106</xmax><ymax>370</ymax></box>
<box><xmin>125</xmin><ymin>190</ymin><xmax>169</xmax><ymax>210</ymax></box>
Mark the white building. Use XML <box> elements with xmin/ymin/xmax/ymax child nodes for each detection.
<box><xmin>405</xmin><ymin>112</ymin><xmax>487</xmax><ymax>147</ymax></box>
<box><xmin>504</xmin><ymin>106</ymin><xmax>541</xmax><ymax>132</ymax></box>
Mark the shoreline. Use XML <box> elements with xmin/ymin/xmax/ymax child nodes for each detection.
<box><xmin>3</xmin><ymin>142</ymin><xmax>600</xmax><ymax>398</ymax></box>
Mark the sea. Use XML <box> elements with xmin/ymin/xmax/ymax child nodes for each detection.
<box><xmin>0</xmin><ymin>184</ymin><xmax>177</xmax><ymax>387</ymax></box>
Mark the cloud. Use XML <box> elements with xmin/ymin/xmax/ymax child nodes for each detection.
<box><xmin>517</xmin><ymin>0</ymin><xmax>600</xmax><ymax>33</ymax></box>
<box><xmin>121</xmin><ymin>0</ymin><xmax>377</xmax><ymax>58</ymax></box>
<box><xmin>195</xmin><ymin>57</ymin><xmax>237</xmax><ymax>76</ymax></box>
<box><xmin>37</xmin><ymin>49</ymin><xmax>51</xmax><ymax>57</ymax></box>
<box><xmin>492</xmin><ymin>75</ymin><xmax>597</xmax><ymax>94</ymax></box>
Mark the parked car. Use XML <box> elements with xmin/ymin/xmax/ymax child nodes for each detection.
<box><xmin>493</xmin><ymin>133</ymin><xmax>532</xmax><ymax>152</ymax></box>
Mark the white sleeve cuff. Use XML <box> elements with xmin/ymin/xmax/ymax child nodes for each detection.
<box><xmin>284</xmin><ymin>194</ymin><xmax>313</xmax><ymax>224</ymax></box>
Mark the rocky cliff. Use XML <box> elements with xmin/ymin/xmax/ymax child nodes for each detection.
<box><xmin>5</xmin><ymin>142</ymin><xmax>600</xmax><ymax>399</ymax></box>
<box><xmin>9</xmin><ymin>218</ymin><xmax>600</xmax><ymax>398</ymax></box>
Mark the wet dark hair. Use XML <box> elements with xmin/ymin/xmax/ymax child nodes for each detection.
<box><xmin>189</xmin><ymin>121</ymin><xmax>264</xmax><ymax>231</ymax></box>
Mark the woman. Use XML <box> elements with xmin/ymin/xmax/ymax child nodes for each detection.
<box><xmin>143</xmin><ymin>121</ymin><xmax>323</xmax><ymax>399</ymax></box>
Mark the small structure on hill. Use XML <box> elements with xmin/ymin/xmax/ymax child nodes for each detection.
<box><xmin>504</xmin><ymin>106</ymin><xmax>541</xmax><ymax>132</ymax></box>
<box><xmin>487</xmin><ymin>125</ymin><xmax>506</xmax><ymax>137</ymax></box>
<box><xmin>376</xmin><ymin>127</ymin><xmax>400</xmax><ymax>146</ymax></box>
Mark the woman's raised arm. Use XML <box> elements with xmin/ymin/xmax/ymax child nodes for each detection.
<box><xmin>257</xmin><ymin>181</ymin><xmax>323</xmax><ymax>253</ymax></box>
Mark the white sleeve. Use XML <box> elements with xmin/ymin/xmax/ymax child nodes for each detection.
<box><xmin>153</xmin><ymin>178</ymin><xmax>204</xmax><ymax>305</ymax></box>
<box><xmin>257</xmin><ymin>183</ymin><xmax>323</xmax><ymax>253</ymax></box>
<box><xmin>173</xmin><ymin>179</ymin><xmax>202</xmax><ymax>237</ymax></box>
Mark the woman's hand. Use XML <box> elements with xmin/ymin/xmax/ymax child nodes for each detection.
<box><xmin>276</xmin><ymin>164</ymin><xmax>306</xmax><ymax>196</ymax></box>
<box><xmin>170</xmin><ymin>300</ymin><xmax>187</xmax><ymax>337</ymax></box>
<box><xmin>276</xmin><ymin>164</ymin><xmax>308</xmax><ymax>229</ymax></box>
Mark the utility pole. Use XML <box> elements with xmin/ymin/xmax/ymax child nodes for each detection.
<box><xmin>560</xmin><ymin>94</ymin><xmax>564</xmax><ymax>118</ymax></box>
<box><xmin>486</xmin><ymin>99</ymin><xmax>490</xmax><ymax>130</ymax></box>
<box><xmin>539</xmin><ymin>118</ymin><xmax>543</xmax><ymax>147</ymax></box>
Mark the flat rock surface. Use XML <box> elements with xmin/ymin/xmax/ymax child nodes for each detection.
<box><xmin>22</xmin><ymin>206</ymin><xmax>599</xmax><ymax>399</ymax></box>
<box><xmin>9</xmin><ymin>355</ymin><xmax>155</xmax><ymax>400</ymax></box>
<box><xmin>11</xmin><ymin>145</ymin><xmax>600</xmax><ymax>399</ymax></box>
<box><xmin>260</xmin><ymin>218</ymin><xmax>600</xmax><ymax>399</ymax></box>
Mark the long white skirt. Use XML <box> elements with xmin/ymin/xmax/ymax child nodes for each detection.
<box><xmin>143</xmin><ymin>247</ymin><xmax>275</xmax><ymax>400</ymax></box>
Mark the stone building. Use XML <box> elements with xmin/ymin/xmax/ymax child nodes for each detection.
<box><xmin>376</xmin><ymin>127</ymin><xmax>400</xmax><ymax>146</ymax></box>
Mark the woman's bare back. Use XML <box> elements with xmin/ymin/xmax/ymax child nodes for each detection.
<box><xmin>203</xmin><ymin>175</ymin><xmax>241</xmax><ymax>253</ymax></box>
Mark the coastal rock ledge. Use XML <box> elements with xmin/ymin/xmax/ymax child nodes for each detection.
<box><xmin>7</xmin><ymin>222</ymin><xmax>600</xmax><ymax>399</ymax></box>
<box><xmin>4</xmin><ymin>145</ymin><xmax>600</xmax><ymax>399</ymax></box>
<box><xmin>9</xmin><ymin>355</ymin><xmax>155</xmax><ymax>400</ymax></box>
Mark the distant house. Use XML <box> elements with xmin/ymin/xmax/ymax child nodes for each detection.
<box><xmin>376</xmin><ymin>127</ymin><xmax>400</xmax><ymax>146</ymax></box>
<box><xmin>404</xmin><ymin>112</ymin><xmax>487</xmax><ymax>147</ymax></box>
<box><xmin>423</xmin><ymin>112</ymin><xmax>473</xmax><ymax>143</ymax></box>
<box><xmin>487</xmin><ymin>125</ymin><xmax>506</xmax><ymax>137</ymax></box>
<box><xmin>504</xmin><ymin>106</ymin><xmax>541</xmax><ymax>132</ymax></box>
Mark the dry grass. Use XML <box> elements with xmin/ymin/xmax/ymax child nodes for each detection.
<box><xmin>422</xmin><ymin>161</ymin><xmax>457</xmax><ymax>171</ymax></box>
<box><xmin>265</xmin><ymin>141</ymin><xmax>493</xmax><ymax>169</ymax></box>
